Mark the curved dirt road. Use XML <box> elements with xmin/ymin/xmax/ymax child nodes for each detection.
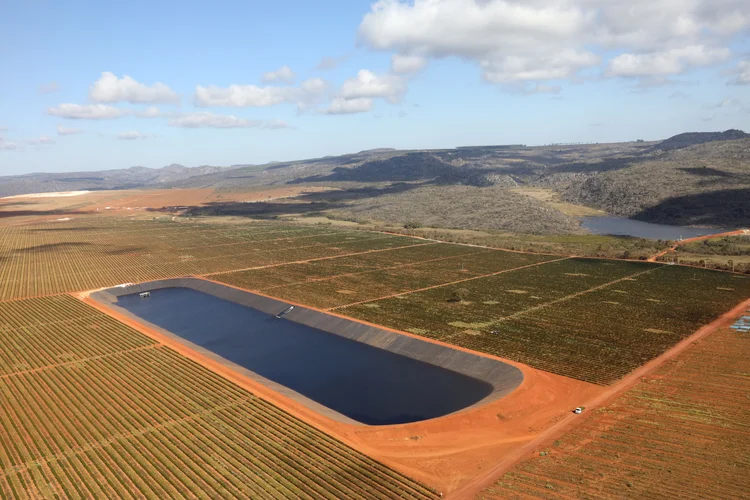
<box><xmin>450</xmin><ymin>296</ymin><xmax>750</xmax><ymax>499</ymax></box>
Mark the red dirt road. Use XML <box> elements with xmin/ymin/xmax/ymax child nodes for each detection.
<box><xmin>451</xmin><ymin>295</ymin><xmax>750</xmax><ymax>499</ymax></box>
<box><xmin>648</xmin><ymin>229</ymin><xmax>745</xmax><ymax>262</ymax></box>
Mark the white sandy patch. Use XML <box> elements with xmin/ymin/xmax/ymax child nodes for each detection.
<box><xmin>2</xmin><ymin>190</ymin><xmax>90</xmax><ymax>200</ymax></box>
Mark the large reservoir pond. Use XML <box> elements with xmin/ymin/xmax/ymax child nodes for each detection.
<box><xmin>581</xmin><ymin>216</ymin><xmax>727</xmax><ymax>240</ymax></box>
<box><xmin>116</xmin><ymin>287</ymin><xmax>493</xmax><ymax>425</ymax></box>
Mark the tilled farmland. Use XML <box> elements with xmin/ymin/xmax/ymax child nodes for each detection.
<box><xmin>0</xmin><ymin>295</ymin><xmax>438</xmax><ymax>499</ymax></box>
<box><xmin>479</xmin><ymin>326</ymin><xmax>750</xmax><ymax>499</ymax></box>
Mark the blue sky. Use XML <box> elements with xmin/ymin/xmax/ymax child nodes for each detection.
<box><xmin>1</xmin><ymin>0</ymin><xmax>749</xmax><ymax>174</ymax></box>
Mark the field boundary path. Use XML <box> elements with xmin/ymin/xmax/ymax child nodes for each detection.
<box><xmin>648</xmin><ymin>229</ymin><xmax>745</xmax><ymax>262</ymax></box>
<box><xmin>327</xmin><ymin>257</ymin><xmax>570</xmax><ymax>311</ymax></box>
<box><xmin>449</xmin><ymin>295</ymin><xmax>750</xmax><ymax>499</ymax></box>
<box><xmin>441</xmin><ymin>266</ymin><xmax>661</xmax><ymax>343</ymax></box>
<box><xmin>205</xmin><ymin>242</ymin><xmax>436</xmax><ymax>276</ymax></box>
<box><xmin>260</xmin><ymin>248</ymin><xmax>495</xmax><ymax>291</ymax></box>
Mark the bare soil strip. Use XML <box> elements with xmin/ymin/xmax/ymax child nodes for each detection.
<box><xmin>2</xmin><ymin>393</ymin><xmax>252</xmax><ymax>480</ymax></box>
<box><xmin>438</xmin><ymin>266</ymin><xmax>660</xmax><ymax>344</ymax></box>
<box><xmin>261</xmin><ymin>248</ymin><xmax>495</xmax><ymax>291</ymax></box>
<box><xmin>0</xmin><ymin>344</ymin><xmax>160</xmax><ymax>381</ymax></box>
<box><xmin>498</xmin><ymin>267</ymin><xmax>660</xmax><ymax>322</ymax></box>
<box><xmin>205</xmin><ymin>242</ymin><xmax>437</xmax><ymax>276</ymax></box>
<box><xmin>327</xmin><ymin>257</ymin><xmax>570</xmax><ymax>311</ymax></box>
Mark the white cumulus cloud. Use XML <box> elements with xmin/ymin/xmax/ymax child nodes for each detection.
<box><xmin>358</xmin><ymin>0</ymin><xmax>750</xmax><ymax>87</ymax></box>
<box><xmin>391</xmin><ymin>54</ymin><xmax>427</xmax><ymax>74</ymax></box>
<box><xmin>0</xmin><ymin>138</ymin><xmax>18</xmax><ymax>151</ymax></box>
<box><xmin>194</xmin><ymin>78</ymin><xmax>327</xmax><ymax>111</ymax></box>
<box><xmin>608</xmin><ymin>46</ymin><xmax>730</xmax><ymax>77</ymax></box>
<box><xmin>57</xmin><ymin>124</ymin><xmax>84</xmax><ymax>136</ymax></box>
<box><xmin>482</xmin><ymin>50</ymin><xmax>600</xmax><ymax>83</ymax></box>
<box><xmin>731</xmin><ymin>60</ymin><xmax>750</xmax><ymax>85</ymax></box>
<box><xmin>89</xmin><ymin>72</ymin><xmax>179</xmax><ymax>104</ymax></box>
<box><xmin>48</xmin><ymin>103</ymin><xmax>127</xmax><ymax>119</ymax></box>
<box><xmin>262</xmin><ymin>66</ymin><xmax>296</xmax><ymax>84</ymax></box>
<box><xmin>324</xmin><ymin>97</ymin><xmax>374</xmax><ymax>115</ymax></box>
<box><xmin>340</xmin><ymin>70</ymin><xmax>406</xmax><ymax>103</ymax></box>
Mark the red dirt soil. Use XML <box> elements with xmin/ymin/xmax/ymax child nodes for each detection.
<box><xmin>77</xmin><ymin>284</ymin><xmax>603</xmax><ymax>498</ymax></box>
<box><xmin>452</xmin><ymin>295</ymin><xmax>750</xmax><ymax>499</ymax></box>
<box><xmin>0</xmin><ymin>187</ymin><xmax>333</xmax><ymax>227</ymax></box>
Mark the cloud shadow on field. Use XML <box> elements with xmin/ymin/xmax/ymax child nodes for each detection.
<box><xmin>178</xmin><ymin>183</ymin><xmax>424</xmax><ymax>218</ymax></box>
<box><xmin>13</xmin><ymin>242</ymin><xmax>93</xmax><ymax>254</ymax></box>
<box><xmin>0</xmin><ymin>207</ymin><xmax>85</xmax><ymax>220</ymax></box>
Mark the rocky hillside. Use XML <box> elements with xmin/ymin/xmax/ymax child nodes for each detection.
<box><xmin>0</xmin><ymin>164</ymin><xmax>231</xmax><ymax>198</ymax></box>
<box><xmin>563</xmin><ymin>138</ymin><xmax>750</xmax><ymax>226</ymax></box>
<box><xmin>3</xmin><ymin>130</ymin><xmax>748</xmax><ymax>232</ymax></box>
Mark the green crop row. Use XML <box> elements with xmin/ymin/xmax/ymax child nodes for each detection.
<box><xmin>342</xmin><ymin>260</ymin><xmax>750</xmax><ymax>384</ymax></box>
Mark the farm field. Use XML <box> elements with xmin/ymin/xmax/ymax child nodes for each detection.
<box><xmin>0</xmin><ymin>214</ymin><xmax>748</xmax><ymax>496</ymax></box>
<box><xmin>0</xmin><ymin>218</ymin><xmax>424</xmax><ymax>300</ymax></box>
<box><xmin>479</xmin><ymin>325</ymin><xmax>750</xmax><ymax>499</ymax></box>
<box><xmin>2</xmin><ymin>217</ymin><xmax>749</xmax><ymax>386</ymax></box>
<box><xmin>0</xmin><ymin>294</ymin><xmax>438</xmax><ymax>499</ymax></box>
<box><xmin>339</xmin><ymin>261</ymin><xmax>750</xmax><ymax>384</ymax></box>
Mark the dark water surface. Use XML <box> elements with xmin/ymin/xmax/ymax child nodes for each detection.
<box><xmin>581</xmin><ymin>216</ymin><xmax>728</xmax><ymax>240</ymax></box>
<box><xmin>117</xmin><ymin>287</ymin><xmax>493</xmax><ymax>425</ymax></box>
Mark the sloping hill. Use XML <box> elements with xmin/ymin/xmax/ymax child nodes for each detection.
<box><xmin>651</xmin><ymin>129</ymin><xmax>748</xmax><ymax>152</ymax></box>
<box><xmin>563</xmin><ymin>138</ymin><xmax>750</xmax><ymax>226</ymax></box>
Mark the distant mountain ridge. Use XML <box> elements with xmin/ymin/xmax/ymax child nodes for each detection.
<box><xmin>0</xmin><ymin>164</ymin><xmax>232</xmax><ymax>198</ymax></box>
<box><xmin>650</xmin><ymin>129</ymin><xmax>748</xmax><ymax>152</ymax></box>
<box><xmin>2</xmin><ymin>130</ymin><xmax>749</xmax><ymax>231</ymax></box>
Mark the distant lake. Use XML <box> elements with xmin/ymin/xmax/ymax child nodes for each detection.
<box><xmin>581</xmin><ymin>216</ymin><xmax>729</xmax><ymax>240</ymax></box>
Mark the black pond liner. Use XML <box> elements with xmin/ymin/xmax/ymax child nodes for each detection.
<box><xmin>91</xmin><ymin>278</ymin><xmax>524</xmax><ymax>426</ymax></box>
